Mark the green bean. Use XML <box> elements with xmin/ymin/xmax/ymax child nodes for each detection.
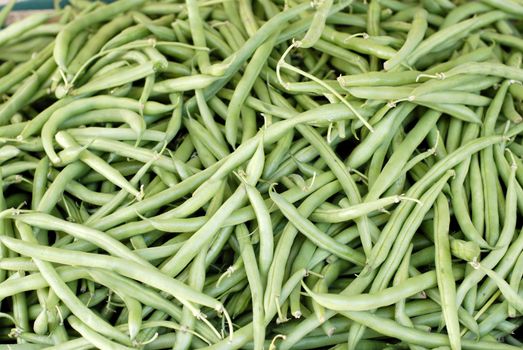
<box><xmin>433</xmin><ymin>194</ymin><xmax>461</xmax><ymax>350</ymax></box>
<box><xmin>366</xmin><ymin>109</ymin><xmax>439</xmax><ymax>198</ymax></box>
<box><xmin>13</xmin><ymin>221</ymin><xmax>131</xmax><ymax>345</ymax></box>
<box><xmin>406</xmin><ymin>11</ymin><xmax>505</xmax><ymax>67</ymax></box>
<box><xmin>88</xmin><ymin>268</ymin><xmax>218</xmax><ymax>343</ymax></box>
<box><xmin>234</xmin><ymin>224</ymin><xmax>264</xmax><ymax>350</ymax></box>
<box><xmin>347</xmin><ymin>171</ymin><xmax>456</xmax><ymax>348</ymax></box>
<box><xmin>69</xmin><ymin>15</ymin><xmax>134</xmax><ymax>77</ymax></box>
<box><xmin>385</xmin><ymin>8</ymin><xmax>428</xmax><ymax>71</ymax></box>
<box><xmin>507</xmin><ymin>252</ymin><xmax>523</xmax><ymax>317</ymax></box>
<box><xmin>299</xmin><ymin>0</ymin><xmax>333</xmax><ymax>48</ymax></box>
<box><xmin>0</xmin><ymin>57</ymin><xmax>56</xmax><ymax>126</ymax></box>
<box><xmin>67</xmin><ymin>315</ymin><xmax>134</xmax><ymax>350</ymax></box>
<box><xmin>55</xmin><ymin>132</ymin><xmax>142</xmax><ymax>199</ymax></box>
<box><xmin>0</xmin><ymin>13</ymin><xmax>51</xmax><ymax>47</ymax></box>
<box><xmin>305</xmin><ymin>268</ymin><xmax>461</xmax><ymax>311</ymax></box>
<box><xmin>310</xmin><ymin>194</ymin><xmax>411</xmax><ymax>223</ymax></box>
<box><xmin>70</xmin><ymin>62</ymin><xmax>158</xmax><ymax>96</ymax></box>
<box><xmin>456</xmin><ymin>161</ymin><xmax>518</xmax><ymax>306</ymax></box>
<box><xmin>225</xmin><ymin>32</ymin><xmax>278</xmax><ymax>146</ymax></box>
<box><xmin>475</xmin><ymin>219</ymin><xmax>523</xmax><ymax>308</ymax></box>
<box><xmin>441</xmin><ymin>2</ymin><xmax>492</xmax><ymax>28</ymax></box>
<box><xmin>0</xmin><ymin>236</ymin><xmax>228</xmax><ymax>325</ymax></box>
<box><xmin>41</xmin><ymin>96</ymin><xmax>170</xmax><ymax>164</ymax></box>
<box><xmin>481</xmin><ymin>0</ymin><xmax>523</xmax><ymax>16</ymax></box>
<box><xmin>160</xmin><ymin>184</ymin><xmax>247</xmax><ymax>277</ymax></box>
<box><xmin>338</xmin><ymin>71</ymin><xmax>422</xmax><ymax>87</ymax></box>
<box><xmin>103</xmin><ymin>14</ymin><xmax>174</xmax><ymax>50</ymax></box>
<box><xmin>185</xmin><ymin>2</ymin><xmax>310</xmax><ymax>111</ymax></box>
<box><xmin>443</xmin><ymin>62</ymin><xmax>523</xmax><ymax>81</ymax></box>
<box><xmin>54</xmin><ymin>0</ymin><xmax>146</xmax><ymax>74</ymax></box>
<box><xmin>322</xmin><ymin>27</ymin><xmax>397</xmax><ymax>60</ymax></box>
<box><xmin>348</xmin><ymin>103</ymin><xmax>416</xmax><ymax>169</ymax></box>
<box><xmin>0</xmin><ymin>0</ymin><xmax>15</xmax><ymax>28</ymax></box>
<box><xmin>238</xmin><ymin>0</ymin><xmax>259</xmax><ymax>37</ymax></box>
<box><xmin>270</xmin><ymin>187</ymin><xmax>365</xmax><ymax>265</ymax></box>
<box><xmin>473</xmin><ymin>263</ymin><xmax>523</xmax><ymax>314</ymax></box>
<box><xmin>371</xmin><ymin>133</ymin><xmax>505</xmax><ymax>270</ymax></box>
<box><xmin>342</xmin><ymin>309</ymin><xmax>520</xmax><ymax>350</ymax></box>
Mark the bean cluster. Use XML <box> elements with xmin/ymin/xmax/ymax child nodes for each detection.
<box><xmin>1</xmin><ymin>0</ymin><xmax>523</xmax><ymax>349</ymax></box>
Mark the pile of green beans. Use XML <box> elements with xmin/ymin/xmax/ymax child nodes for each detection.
<box><xmin>1</xmin><ymin>0</ymin><xmax>523</xmax><ymax>349</ymax></box>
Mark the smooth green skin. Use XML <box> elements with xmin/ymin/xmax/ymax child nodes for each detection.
<box><xmin>235</xmin><ymin>224</ymin><xmax>265</xmax><ymax>350</ymax></box>
<box><xmin>440</xmin><ymin>2</ymin><xmax>492</xmax><ymax>28</ymax></box>
<box><xmin>392</xmin><ymin>246</ymin><xmax>427</xmax><ymax>350</ymax></box>
<box><xmin>314</xmin><ymin>39</ymin><xmax>369</xmax><ymax>72</ymax></box>
<box><xmin>364</xmin><ymin>109</ymin><xmax>439</xmax><ymax>200</ymax></box>
<box><xmin>492</xmin><ymin>144</ymin><xmax>523</xmax><ymax>215</ymax></box>
<box><xmin>193</xmin><ymin>90</ymin><xmax>225</xmax><ymax>149</ymax></box>
<box><xmin>73</xmin><ymin>137</ymin><xmax>197</xmax><ymax>177</ymax></box>
<box><xmin>296</xmin><ymin>123</ymin><xmax>373</xmax><ymax>258</ymax></box>
<box><xmin>88</xmin><ymin>268</ymin><xmax>219</xmax><ymax>343</ymax></box>
<box><xmin>304</xmin><ymin>268</ymin><xmax>462</xmax><ymax>311</ymax></box>
<box><xmin>98</xmin><ymin>171</ymin><xmax>336</xmax><ymax>246</ymax></box>
<box><xmin>433</xmin><ymin>194</ymin><xmax>460</xmax><ymax>350</ymax></box>
<box><xmin>184</xmin><ymin>118</ymin><xmax>228</xmax><ymax>160</ymax></box>
<box><xmin>80</xmin><ymin>102</ymin><xmax>365</xmax><ymax>237</ymax></box>
<box><xmin>152</xmin><ymin>74</ymin><xmax>219</xmax><ymax>94</ymax></box>
<box><xmin>481</xmin><ymin>31</ymin><xmax>523</xmax><ymax>52</ymax></box>
<box><xmin>338</xmin><ymin>70</ymin><xmax>422</xmax><ymax>86</ymax></box>
<box><xmin>159</xmin><ymin>185</ymin><xmax>246</xmax><ymax>277</ymax></box>
<box><xmin>201</xmin><ymin>268</ymin><xmax>309</xmax><ymax>350</ymax></box>
<box><xmin>186</xmin><ymin>0</ymin><xmax>210</xmax><ymax>71</ymax></box>
<box><xmin>0</xmin><ymin>169</ymin><xmax>8</xmax><ymax>281</ymax></box>
<box><xmin>310</xmin><ymin>195</ymin><xmax>404</xmax><ymax>223</ymax></box>
<box><xmin>244</xmin><ymin>183</ymin><xmax>273</xmax><ymax>282</ymax></box>
<box><xmin>300</xmin><ymin>0</ymin><xmax>333</xmax><ymax>48</ymax></box>
<box><xmin>321</xmin><ymin>26</ymin><xmax>396</xmax><ymax>59</ymax></box>
<box><xmin>157</xmin><ymin>139</ymin><xmax>262</xmax><ymax>280</ymax></box>
<box><xmin>469</xmin><ymin>155</ymin><xmax>485</xmax><ymax>236</ymax></box>
<box><xmin>477</xmin><ymin>265</ymin><xmax>523</xmax><ymax>314</ymax></box>
<box><xmin>68</xmin><ymin>14</ymin><xmax>134</xmax><ymax>76</ymax></box>
<box><xmin>445</xmin><ymin>62</ymin><xmax>523</xmax><ymax>81</ymax></box>
<box><xmin>68</xmin><ymin>315</ymin><xmax>134</xmax><ymax>350</ymax></box>
<box><xmin>385</xmin><ymin>7</ymin><xmax>428</xmax><ymax>71</ymax></box>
